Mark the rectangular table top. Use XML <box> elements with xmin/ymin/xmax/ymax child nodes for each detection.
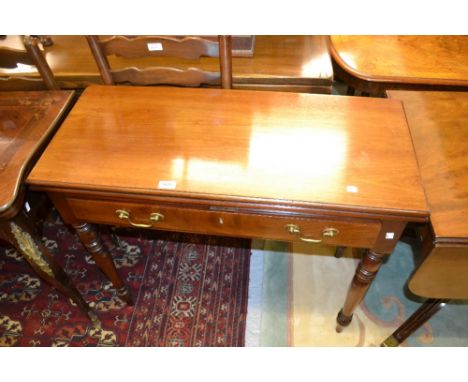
<box><xmin>387</xmin><ymin>90</ymin><xmax>468</xmax><ymax>240</ymax></box>
<box><xmin>27</xmin><ymin>85</ymin><xmax>428</xmax><ymax>220</ymax></box>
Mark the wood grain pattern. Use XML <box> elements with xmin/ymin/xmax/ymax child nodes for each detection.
<box><xmin>101</xmin><ymin>36</ymin><xmax>221</xmax><ymax>59</ymax></box>
<box><xmin>64</xmin><ymin>196</ymin><xmax>381</xmax><ymax>248</ymax></box>
<box><xmin>387</xmin><ymin>91</ymin><xmax>468</xmax><ymax>239</ymax></box>
<box><xmin>0</xmin><ymin>36</ymin><xmax>333</xmax><ymax>92</ymax></box>
<box><xmin>27</xmin><ymin>85</ymin><xmax>427</xmax><ymax>218</ymax></box>
<box><xmin>329</xmin><ymin>36</ymin><xmax>468</xmax><ymax>92</ymax></box>
<box><xmin>0</xmin><ymin>91</ymin><xmax>74</xmax><ymax>216</ymax></box>
<box><xmin>388</xmin><ymin>90</ymin><xmax>468</xmax><ymax>300</ymax></box>
<box><xmin>409</xmin><ymin>245</ymin><xmax>468</xmax><ymax>299</ymax></box>
<box><xmin>111</xmin><ymin>66</ymin><xmax>220</xmax><ymax>87</ymax></box>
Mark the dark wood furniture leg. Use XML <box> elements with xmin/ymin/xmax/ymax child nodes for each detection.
<box><xmin>0</xmin><ymin>211</ymin><xmax>99</xmax><ymax>324</ymax></box>
<box><xmin>336</xmin><ymin>222</ymin><xmax>406</xmax><ymax>332</ymax></box>
<box><xmin>73</xmin><ymin>222</ymin><xmax>133</xmax><ymax>305</ymax></box>
<box><xmin>336</xmin><ymin>249</ymin><xmax>386</xmax><ymax>331</ymax></box>
<box><xmin>346</xmin><ymin>86</ymin><xmax>355</xmax><ymax>95</ymax></box>
<box><xmin>334</xmin><ymin>246</ymin><xmax>346</xmax><ymax>258</ymax></box>
<box><xmin>381</xmin><ymin>298</ymin><xmax>445</xmax><ymax>346</ymax></box>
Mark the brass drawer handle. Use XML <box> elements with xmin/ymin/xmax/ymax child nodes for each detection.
<box><xmin>285</xmin><ymin>224</ymin><xmax>339</xmax><ymax>243</ymax></box>
<box><xmin>115</xmin><ymin>209</ymin><xmax>164</xmax><ymax>228</ymax></box>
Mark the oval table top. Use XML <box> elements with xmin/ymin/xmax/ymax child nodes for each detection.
<box><xmin>329</xmin><ymin>35</ymin><xmax>468</xmax><ymax>89</ymax></box>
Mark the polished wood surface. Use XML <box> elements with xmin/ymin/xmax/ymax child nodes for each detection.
<box><xmin>27</xmin><ymin>85</ymin><xmax>427</xmax><ymax>217</ymax></box>
<box><xmin>1</xmin><ymin>35</ymin><xmax>333</xmax><ymax>92</ymax></box>
<box><xmin>410</xmin><ymin>245</ymin><xmax>468</xmax><ymax>299</ymax></box>
<box><xmin>387</xmin><ymin>91</ymin><xmax>468</xmax><ymax>239</ymax></box>
<box><xmin>330</xmin><ymin>36</ymin><xmax>468</xmax><ymax>93</ymax></box>
<box><xmin>63</xmin><ymin>196</ymin><xmax>382</xmax><ymax>248</ymax></box>
<box><xmin>387</xmin><ymin>91</ymin><xmax>468</xmax><ymax>300</ymax></box>
<box><xmin>0</xmin><ymin>90</ymin><xmax>74</xmax><ymax>216</ymax></box>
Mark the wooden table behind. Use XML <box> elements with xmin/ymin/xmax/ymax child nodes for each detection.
<box><xmin>329</xmin><ymin>36</ymin><xmax>468</xmax><ymax>93</ymax></box>
<box><xmin>1</xmin><ymin>36</ymin><xmax>333</xmax><ymax>93</ymax></box>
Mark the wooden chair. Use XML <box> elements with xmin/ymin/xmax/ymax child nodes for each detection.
<box><xmin>86</xmin><ymin>35</ymin><xmax>233</xmax><ymax>89</ymax></box>
<box><xmin>0</xmin><ymin>35</ymin><xmax>58</xmax><ymax>91</ymax></box>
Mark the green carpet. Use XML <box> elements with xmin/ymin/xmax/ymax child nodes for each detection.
<box><xmin>255</xmin><ymin>240</ymin><xmax>468</xmax><ymax>346</ymax></box>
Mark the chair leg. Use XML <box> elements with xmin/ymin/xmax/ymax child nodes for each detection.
<box><xmin>381</xmin><ymin>298</ymin><xmax>446</xmax><ymax>346</ymax></box>
<box><xmin>346</xmin><ymin>86</ymin><xmax>356</xmax><ymax>96</ymax></box>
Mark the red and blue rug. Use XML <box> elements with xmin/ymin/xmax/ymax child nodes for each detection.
<box><xmin>0</xmin><ymin>212</ymin><xmax>250</xmax><ymax>346</ymax></box>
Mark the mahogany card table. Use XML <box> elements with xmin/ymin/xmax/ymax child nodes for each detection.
<box><xmin>26</xmin><ymin>85</ymin><xmax>429</xmax><ymax>329</ymax></box>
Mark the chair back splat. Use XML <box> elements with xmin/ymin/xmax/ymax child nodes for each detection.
<box><xmin>0</xmin><ymin>35</ymin><xmax>58</xmax><ymax>91</ymax></box>
<box><xmin>86</xmin><ymin>35</ymin><xmax>232</xmax><ymax>89</ymax></box>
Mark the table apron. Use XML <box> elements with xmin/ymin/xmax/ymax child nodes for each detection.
<box><xmin>55</xmin><ymin>195</ymin><xmax>382</xmax><ymax>249</ymax></box>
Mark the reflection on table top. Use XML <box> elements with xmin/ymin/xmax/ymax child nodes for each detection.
<box><xmin>387</xmin><ymin>90</ymin><xmax>468</xmax><ymax>240</ymax></box>
<box><xmin>27</xmin><ymin>85</ymin><xmax>427</xmax><ymax>219</ymax></box>
<box><xmin>329</xmin><ymin>36</ymin><xmax>468</xmax><ymax>88</ymax></box>
<box><xmin>1</xmin><ymin>36</ymin><xmax>333</xmax><ymax>91</ymax></box>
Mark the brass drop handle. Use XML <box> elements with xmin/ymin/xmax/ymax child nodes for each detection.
<box><xmin>284</xmin><ymin>224</ymin><xmax>339</xmax><ymax>243</ymax></box>
<box><xmin>115</xmin><ymin>209</ymin><xmax>164</xmax><ymax>228</ymax></box>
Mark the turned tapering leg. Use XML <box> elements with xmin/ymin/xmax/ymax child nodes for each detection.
<box><xmin>0</xmin><ymin>212</ymin><xmax>99</xmax><ymax>324</ymax></box>
<box><xmin>336</xmin><ymin>249</ymin><xmax>386</xmax><ymax>332</ymax></box>
<box><xmin>73</xmin><ymin>222</ymin><xmax>133</xmax><ymax>305</ymax></box>
<box><xmin>381</xmin><ymin>298</ymin><xmax>446</xmax><ymax>346</ymax></box>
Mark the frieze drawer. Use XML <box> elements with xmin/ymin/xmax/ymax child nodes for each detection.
<box><xmin>66</xmin><ymin>197</ymin><xmax>381</xmax><ymax>248</ymax></box>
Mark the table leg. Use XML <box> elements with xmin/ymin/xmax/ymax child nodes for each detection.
<box><xmin>381</xmin><ymin>298</ymin><xmax>445</xmax><ymax>346</ymax></box>
<box><xmin>346</xmin><ymin>86</ymin><xmax>356</xmax><ymax>96</ymax></box>
<box><xmin>334</xmin><ymin>246</ymin><xmax>346</xmax><ymax>258</ymax></box>
<box><xmin>0</xmin><ymin>212</ymin><xmax>99</xmax><ymax>324</ymax></box>
<box><xmin>336</xmin><ymin>249</ymin><xmax>386</xmax><ymax>332</ymax></box>
<box><xmin>73</xmin><ymin>222</ymin><xmax>133</xmax><ymax>305</ymax></box>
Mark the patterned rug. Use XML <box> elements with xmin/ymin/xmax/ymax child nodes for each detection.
<box><xmin>0</xmin><ymin>212</ymin><xmax>250</xmax><ymax>346</ymax></box>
